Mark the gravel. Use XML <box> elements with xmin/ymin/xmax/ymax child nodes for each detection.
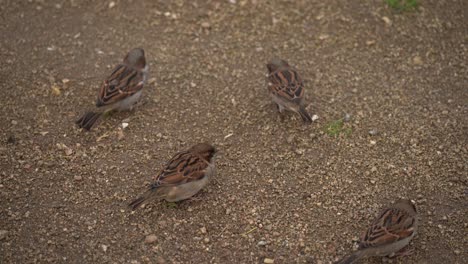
<box><xmin>0</xmin><ymin>0</ymin><xmax>466</xmax><ymax>264</ymax></box>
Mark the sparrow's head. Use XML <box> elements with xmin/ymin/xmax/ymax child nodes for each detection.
<box><xmin>267</xmin><ymin>58</ymin><xmax>289</xmax><ymax>73</ymax></box>
<box><xmin>124</xmin><ymin>48</ymin><xmax>146</xmax><ymax>70</ymax></box>
<box><xmin>190</xmin><ymin>143</ymin><xmax>216</xmax><ymax>161</ymax></box>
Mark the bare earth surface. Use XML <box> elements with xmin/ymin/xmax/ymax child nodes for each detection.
<box><xmin>1</xmin><ymin>0</ymin><xmax>467</xmax><ymax>263</ymax></box>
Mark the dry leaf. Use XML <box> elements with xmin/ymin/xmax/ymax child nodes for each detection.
<box><xmin>51</xmin><ymin>84</ymin><xmax>61</xmax><ymax>95</ymax></box>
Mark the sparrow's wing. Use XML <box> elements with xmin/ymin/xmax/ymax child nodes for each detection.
<box><xmin>152</xmin><ymin>150</ymin><xmax>210</xmax><ymax>188</ymax></box>
<box><xmin>359</xmin><ymin>207</ymin><xmax>417</xmax><ymax>249</ymax></box>
<box><xmin>96</xmin><ymin>64</ymin><xmax>144</xmax><ymax>107</ymax></box>
<box><xmin>268</xmin><ymin>68</ymin><xmax>304</xmax><ymax>103</ymax></box>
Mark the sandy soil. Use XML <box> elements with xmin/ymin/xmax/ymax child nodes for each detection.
<box><xmin>0</xmin><ymin>0</ymin><xmax>467</xmax><ymax>263</ymax></box>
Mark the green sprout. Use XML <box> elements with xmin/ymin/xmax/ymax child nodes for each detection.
<box><xmin>325</xmin><ymin>119</ymin><xmax>352</xmax><ymax>137</ymax></box>
<box><xmin>385</xmin><ymin>0</ymin><xmax>419</xmax><ymax>11</ymax></box>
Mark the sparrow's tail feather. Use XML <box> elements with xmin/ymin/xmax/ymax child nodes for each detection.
<box><xmin>298</xmin><ymin>105</ymin><xmax>313</xmax><ymax>123</ymax></box>
<box><xmin>76</xmin><ymin>111</ymin><xmax>102</xmax><ymax>131</ymax></box>
<box><xmin>334</xmin><ymin>251</ymin><xmax>365</xmax><ymax>264</ymax></box>
<box><xmin>128</xmin><ymin>186</ymin><xmax>162</xmax><ymax>211</ymax></box>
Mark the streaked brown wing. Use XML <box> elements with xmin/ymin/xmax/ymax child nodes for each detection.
<box><xmin>359</xmin><ymin>208</ymin><xmax>416</xmax><ymax>249</ymax></box>
<box><xmin>96</xmin><ymin>64</ymin><xmax>144</xmax><ymax>107</ymax></box>
<box><xmin>153</xmin><ymin>151</ymin><xmax>209</xmax><ymax>187</ymax></box>
<box><xmin>268</xmin><ymin>68</ymin><xmax>304</xmax><ymax>102</ymax></box>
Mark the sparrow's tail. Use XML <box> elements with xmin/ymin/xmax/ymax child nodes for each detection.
<box><xmin>334</xmin><ymin>251</ymin><xmax>365</xmax><ymax>264</ymax></box>
<box><xmin>128</xmin><ymin>186</ymin><xmax>161</xmax><ymax>211</ymax></box>
<box><xmin>76</xmin><ymin>111</ymin><xmax>102</xmax><ymax>131</ymax></box>
<box><xmin>298</xmin><ymin>105</ymin><xmax>313</xmax><ymax>123</ymax></box>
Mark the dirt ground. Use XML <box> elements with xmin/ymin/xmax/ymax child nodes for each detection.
<box><xmin>0</xmin><ymin>0</ymin><xmax>467</xmax><ymax>263</ymax></box>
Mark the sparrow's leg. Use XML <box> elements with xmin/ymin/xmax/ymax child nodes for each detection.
<box><xmin>276</xmin><ymin>103</ymin><xmax>285</xmax><ymax>113</ymax></box>
<box><xmin>275</xmin><ymin>104</ymin><xmax>287</xmax><ymax>122</ymax></box>
<box><xmin>186</xmin><ymin>196</ymin><xmax>204</xmax><ymax>202</ymax></box>
<box><xmin>183</xmin><ymin>192</ymin><xmax>207</xmax><ymax>203</ymax></box>
<box><xmin>131</xmin><ymin>98</ymin><xmax>146</xmax><ymax>111</ymax></box>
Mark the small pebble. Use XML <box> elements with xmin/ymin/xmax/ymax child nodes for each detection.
<box><xmin>343</xmin><ymin>113</ymin><xmax>351</xmax><ymax>122</ymax></box>
<box><xmin>0</xmin><ymin>230</ymin><xmax>8</xmax><ymax>240</ymax></box>
<box><xmin>318</xmin><ymin>34</ymin><xmax>329</xmax><ymax>40</ymax></box>
<box><xmin>74</xmin><ymin>175</ymin><xmax>83</xmax><ymax>181</ymax></box>
<box><xmin>148</xmin><ymin>77</ymin><xmax>157</xmax><ymax>84</ymax></box>
<box><xmin>145</xmin><ymin>234</ymin><xmax>157</xmax><ymax>244</ymax></box>
<box><xmin>257</xmin><ymin>240</ymin><xmax>267</xmax><ymax>246</ymax></box>
<box><xmin>264</xmin><ymin>258</ymin><xmax>274</xmax><ymax>264</ymax></box>
<box><xmin>382</xmin><ymin>16</ymin><xmax>392</xmax><ymax>26</ymax></box>
<box><xmin>413</xmin><ymin>56</ymin><xmax>423</xmax><ymax>65</ymax></box>
<box><xmin>101</xmin><ymin>244</ymin><xmax>108</xmax><ymax>252</ymax></box>
<box><xmin>295</xmin><ymin>149</ymin><xmax>304</xmax><ymax>155</ymax></box>
<box><xmin>65</xmin><ymin>148</ymin><xmax>73</xmax><ymax>156</ymax></box>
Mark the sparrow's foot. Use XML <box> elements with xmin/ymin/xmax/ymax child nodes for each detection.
<box><xmin>187</xmin><ymin>196</ymin><xmax>204</xmax><ymax>202</ymax></box>
<box><xmin>276</xmin><ymin>103</ymin><xmax>285</xmax><ymax>113</ymax></box>
<box><xmin>130</xmin><ymin>99</ymin><xmax>146</xmax><ymax>111</ymax></box>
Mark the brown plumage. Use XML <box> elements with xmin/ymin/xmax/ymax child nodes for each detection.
<box><xmin>76</xmin><ymin>48</ymin><xmax>147</xmax><ymax>131</ymax></box>
<box><xmin>266</xmin><ymin>58</ymin><xmax>312</xmax><ymax>123</ymax></box>
<box><xmin>335</xmin><ymin>199</ymin><xmax>418</xmax><ymax>264</ymax></box>
<box><xmin>129</xmin><ymin>143</ymin><xmax>217</xmax><ymax>210</ymax></box>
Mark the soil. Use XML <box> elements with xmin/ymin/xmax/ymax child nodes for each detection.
<box><xmin>0</xmin><ymin>0</ymin><xmax>467</xmax><ymax>263</ymax></box>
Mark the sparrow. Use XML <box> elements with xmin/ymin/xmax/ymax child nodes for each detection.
<box><xmin>76</xmin><ymin>48</ymin><xmax>148</xmax><ymax>130</ymax></box>
<box><xmin>266</xmin><ymin>58</ymin><xmax>313</xmax><ymax>123</ymax></box>
<box><xmin>335</xmin><ymin>199</ymin><xmax>418</xmax><ymax>264</ymax></box>
<box><xmin>129</xmin><ymin>143</ymin><xmax>217</xmax><ymax>210</ymax></box>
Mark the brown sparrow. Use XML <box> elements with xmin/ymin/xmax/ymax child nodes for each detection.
<box><xmin>335</xmin><ymin>199</ymin><xmax>418</xmax><ymax>264</ymax></box>
<box><xmin>266</xmin><ymin>58</ymin><xmax>312</xmax><ymax>123</ymax></box>
<box><xmin>129</xmin><ymin>143</ymin><xmax>216</xmax><ymax>210</ymax></box>
<box><xmin>76</xmin><ymin>48</ymin><xmax>148</xmax><ymax>130</ymax></box>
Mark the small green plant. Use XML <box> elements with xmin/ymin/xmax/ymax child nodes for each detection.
<box><xmin>165</xmin><ymin>202</ymin><xmax>178</xmax><ymax>209</ymax></box>
<box><xmin>385</xmin><ymin>0</ymin><xmax>418</xmax><ymax>11</ymax></box>
<box><xmin>325</xmin><ymin>119</ymin><xmax>352</xmax><ymax>137</ymax></box>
